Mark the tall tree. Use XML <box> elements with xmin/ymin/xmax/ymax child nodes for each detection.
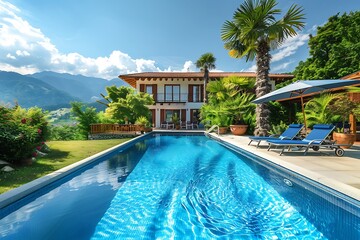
<box><xmin>71</xmin><ymin>102</ymin><xmax>99</xmax><ymax>138</ymax></box>
<box><xmin>294</xmin><ymin>11</ymin><xmax>360</xmax><ymax>80</ymax></box>
<box><xmin>221</xmin><ymin>0</ymin><xmax>305</xmax><ymax>136</ymax></box>
<box><xmin>195</xmin><ymin>53</ymin><xmax>216</xmax><ymax>103</ymax></box>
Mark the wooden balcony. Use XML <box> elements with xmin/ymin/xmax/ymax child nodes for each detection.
<box><xmin>90</xmin><ymin>124</ymin><xmax>143</xmax><ymax>135</ymax></box>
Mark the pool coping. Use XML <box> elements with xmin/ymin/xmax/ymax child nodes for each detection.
<box><xmin>0</xmin><ymin>134</ymin><xmax>147</xmax><ymax>209</ymax></box>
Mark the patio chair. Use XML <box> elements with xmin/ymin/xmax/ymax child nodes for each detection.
<box><xmin>267</xmin><ymin>124</ymin><xmax>344</xmax><ymax>156</ymax></box>
<box><xmin>180</xmin><ymin>121</ymin><xmax>187</xmax><ymax>129</ymax></box>
<box><xmin>161</xmin><ymin>121</ymin><xmax>167</xmax><ymax>129</ymax></box>
<box><xmin>167</xmin><ymin>122</ymin><xmax>175</xmax><ymax>129</ymax></box>
<box><xmin>248</xmin><ymin>124</ymin><xmax>303</xmax><ymax>148</ymax></box>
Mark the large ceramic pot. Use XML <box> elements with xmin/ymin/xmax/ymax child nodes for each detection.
<box><xmin>332</xmin><ymin>132</ymin><xmax>356</xmax><ymax>149</ymax></box>
<box><xmin>230</xmin><ymin>125</ymin><xmax>248</xmax><ymax>135</ymax></box>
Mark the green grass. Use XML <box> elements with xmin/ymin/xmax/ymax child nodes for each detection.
<box><xmin>0</xmin><ymin>139</ymin><xmax>132</xmax><ymax>194</ymax></box>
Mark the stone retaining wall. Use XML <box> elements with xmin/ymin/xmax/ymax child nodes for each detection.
<box><xmin>89</xmin><ymin>132</ymin><xmax>141</xmax><ymax>140</ymax></box>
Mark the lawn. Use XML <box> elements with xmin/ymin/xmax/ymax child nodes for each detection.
<box><xmin>0</xmin><ymin>139</ymin><xmax>132</xmax><ymax>194</ymax></box>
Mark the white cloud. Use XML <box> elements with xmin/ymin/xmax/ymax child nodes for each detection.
<box><xmin>244</xmin><ymin>64</ymin><xmax>257</xmax><ymax>72</ymax></box>
<box><xmin>0</xmin><ymin>0</ymin><xmax>181</xmax><ymax>79</ymax></box>
<box><xmin>271</xmin><ymin>33</ymin><xmax>309</xmax><ymax>63</ymax></box>
<box><xmin>181</xmin><ymin>61</ymin><xmax>195</xmax><ymax>72</ymax></box>
<box><xmin>272</xmin><ymin>61</ymin><xmax>294</xmax><ymax>72</ymax></box>
<box><xmin>6</xmin><ymin>53</ymin><xmax>15</xmax><ymax>59</ymax></box>
<box><xmin>16</xmin><ymin>50</ymin><xmax>30</xmax><ymax>56</ymax></box>
<box><xmin>309</xmin><ymin>24</ymin><xmax>318</xmax><ymax>33</ymax></box>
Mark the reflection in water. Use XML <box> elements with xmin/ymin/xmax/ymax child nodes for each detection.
<box><xmin>107</xmin><ymin>141</ymin><xmax>148</xmax><ymax>183</ymax></box>
<box><xmin>0</xmin><ymin>138</ymin><xmax>149</xmax><ymax>240</ymax></box>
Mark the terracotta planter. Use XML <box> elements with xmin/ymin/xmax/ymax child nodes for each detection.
<box><xmin>230</xmin><ymin>125</ymin><xmax>248</xmax><ymax>135</ymax></box>
<box><xmin>219</xmin><ymin>127</ymin><xmax>228</xmax><ymax>134</ymax></box>
<box><xmin>144</xmin><ymin>127</ymin><xmax>153</xmax><ymax>132</ymax></box>
<box><xmin>332</xmin><ymin>132</ymin><xmax>356</xmax><ymax>149</ymax></box>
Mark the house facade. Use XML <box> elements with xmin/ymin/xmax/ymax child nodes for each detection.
<box><xmin>119</xmin><ymin>72</ymin><xmax>294</xmax><ymax>128</ymax></box>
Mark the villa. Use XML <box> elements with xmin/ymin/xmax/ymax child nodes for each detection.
<box><xmin>119</xmin><ymin>72</ymin><xmax>294</xmax><ymax>128</ymax></box>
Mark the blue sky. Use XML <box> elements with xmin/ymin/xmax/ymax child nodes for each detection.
<box><xmin>0</xmin><ymin>0</ymin><xmax>359</xmax><ymax>79</ymax></box>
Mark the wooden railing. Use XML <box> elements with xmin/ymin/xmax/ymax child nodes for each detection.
<box><xmin>90</xmin><ymin>124</ymin><xmax>143</xmax><ymax>134</ymax></box>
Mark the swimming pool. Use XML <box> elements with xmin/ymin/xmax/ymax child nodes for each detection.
<box><xmin>0</xmin><ymin>133</ymin><xmax>359</xmax><ymax>239</ymax></box>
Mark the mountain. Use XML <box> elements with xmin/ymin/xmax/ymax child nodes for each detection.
<box><xmin>0</xmin><ymin>71</ymin><xmax>128</xmax><ymax>109</ymax></box>
<box><xmin>0</xmin><ymin>71</ymin><xmax>79</xmax><ymax>109</ymax></box>
<box><xmin>30</xmin><ymin>71</ymin><xmax>128</xmax><ymax>102</ymax></box>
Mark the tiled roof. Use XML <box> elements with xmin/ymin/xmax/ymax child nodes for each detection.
<box><xmin>341</xmin><ymin>71</ymin><xmax>360</xmax><ymax>80</ymax></box>
<box><xmin>119</xmin><ymin>71</ymin><xmax>294</xmax><ymax>88</ymax></box>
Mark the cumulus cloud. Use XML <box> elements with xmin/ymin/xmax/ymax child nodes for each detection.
<box><xmin>0</xmin><ymin>0</ymin><xmax>184</xmax><ymax>79</ymax></box>
<box><xmin>271</xmin><ymin>33</ymin><xmax>309</xmax><ymax>63</ymax></box>
<box><xmin>181</xmin><ymin>60</ymin><xmax>195</xmax><ymax>72</ymax></box>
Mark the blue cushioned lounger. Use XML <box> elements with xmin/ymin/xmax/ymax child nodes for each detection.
<box><xmin>248</xmin><ymin>124</ymin><xmax>303</xmax><ymax>148</ymax></box>
<box><xmin>267</xmin><ymin>124</ymin><xmax>344</xmax><ymax>156</ymax></box>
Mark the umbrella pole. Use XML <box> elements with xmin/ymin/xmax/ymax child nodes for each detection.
<box><xmin>301</xmin><ymin>96</ymin><xmax>307</xmax><ymax>132</ymax></box>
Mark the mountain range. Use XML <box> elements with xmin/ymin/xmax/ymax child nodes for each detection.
<box><xmin>0</xmin><ymin>71</ymin><xmax>127</xmax><ymax>110</ymax></box>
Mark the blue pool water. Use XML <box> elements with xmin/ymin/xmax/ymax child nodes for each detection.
<box><xmin>0</xmin><ymin>133</ymin><xmax>359</xmax><ymax>239</ymax></box>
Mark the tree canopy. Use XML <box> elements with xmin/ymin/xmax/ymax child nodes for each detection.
<box><xmin>195</xmin><ymin>53</ymin><xmax>216</xmax><ymax>71</ymax></box>
<box><xmin>99</xmin><ymin>86</ymin><xmax>154</xmax><ymax>124</ymax></box>
<box><xmin>294</xmin><ymin>11</ymin><xmax>360</xmax><ymax>80</ymax></box>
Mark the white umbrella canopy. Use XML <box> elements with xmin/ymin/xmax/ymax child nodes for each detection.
<box><xmin>252</xmin><ymin>79</ymin><xmax>360</xmax><ymax>130</ymax></box>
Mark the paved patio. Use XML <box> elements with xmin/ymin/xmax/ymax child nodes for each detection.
<box><xmin>211</xmin><ymin>133</ymin><xmax>360</xmax><ymax>201</ymax></box>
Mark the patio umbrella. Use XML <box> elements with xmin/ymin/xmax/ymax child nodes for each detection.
<box><xmin>252</xmin><ymin>79</ymin><xmax>360</xmax><ymax>130</ymax></box>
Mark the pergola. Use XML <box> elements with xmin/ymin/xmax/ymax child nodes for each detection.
<box><xmin>341</xmin><ymin>71</ymin><xmax>360</xmax><ymax>137</ymax></box>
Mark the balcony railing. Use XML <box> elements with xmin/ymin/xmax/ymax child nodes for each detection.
<box><xmin>90</xmin><ymin>124</ymin><xmax>143</xmax><ymax>134</ymax></box>
<box><xmin>153</xmin><ymin>93</ymin><xmax>202</xmax><ymax>103</ymax></box>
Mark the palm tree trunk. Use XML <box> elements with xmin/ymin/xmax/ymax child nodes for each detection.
<box><xmin>254</xmin><ymin>40</ymin><xmax>271</xmax><ymax>136</ymax></box>
<box><xmin>203</xmin><ymin>67</ymin><xmax>209</xmax><ymax>103</ymax></box>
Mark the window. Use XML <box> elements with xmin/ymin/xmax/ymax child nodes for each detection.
<box><xmin>140</xmin><ymin>84</ymin><xmax>157</xmax><ymax>102</ymax></box>
<box><xmin>145</xmin><ymin>85</ymin><xmax>153</xmax><ymax>94</ymax></box>
<box><xmin>188</xmin><ymin>84</ymin><xmax>202</xmax><ymax>102</ymax></box>
<box><xmin>165</xmin><ymin>85</ymin><xmax>180</xmax><ymax>102</ymax></box>
<box><xmin>193</xmin><ymin>85</ymin><xmax>201</xmax><ymax>102</ymax></box>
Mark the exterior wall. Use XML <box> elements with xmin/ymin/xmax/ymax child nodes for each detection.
<box><xmin>137</xmin><ymin>78</ymin><xmax>204</xmax><ymax>128</ymax></box>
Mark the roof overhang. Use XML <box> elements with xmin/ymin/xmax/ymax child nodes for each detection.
<box><xmin>119</xmin><ymin>72</ymin><xmax>294</xmax><ymax>88</ymax></box>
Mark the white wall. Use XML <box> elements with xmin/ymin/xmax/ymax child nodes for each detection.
<box><xmin>136</xmin><ymin>78</ymin><xmax>204</xmax><ymax>127</ymax></box>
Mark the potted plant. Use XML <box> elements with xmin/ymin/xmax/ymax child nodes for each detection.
<box><xmin>135</xmin><ymin>116</ymin><xmax>152</xmax><ymax>133</ymax></box>
<box><xmin>172</xmin><ymin>113</ymin><xmax>180</xmax><ymax>130</ymax></box>
<box><xmin>213</xmin><ymin>114</ymin><xmax>231</xmax><ymax>134</ymax></box>
<box><xmin>228</xmin><ymin>93</ymin><xmax>255</xmax><ymax>135</ymax></box>
<box><xmin>327</xmin><ymin>93</ymin><xmax>359</xmax><ymax>148</ymax></box>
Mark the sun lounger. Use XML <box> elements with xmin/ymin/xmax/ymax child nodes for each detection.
<box><xmin>267</xmin><ymin>124</ymin><xmax>344</xmax><ymax>156</ymax></box>
<box><xmin>248</xmin><ymin>124</ymin><xmax>303</xmax><ymax>148</ymax></box>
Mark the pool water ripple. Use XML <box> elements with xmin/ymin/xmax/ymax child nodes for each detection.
<box><xmin>91</xmin><ymin>135</ymin><xmax>326</xmax><ymax>239</ymax></box>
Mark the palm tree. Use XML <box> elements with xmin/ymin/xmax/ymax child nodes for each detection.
<box><xmin>300</xmin><ymin>94</ymin><xmax>340</xmax><ymax>128</ymax></box>
<box><xmin>221</xmin><ymin>0</ymin><xmax>305</xmax><ymax>136</ymax></box>
<box><xmin>196</xmin><ymin>53</ymin><xmax>216</xmax><ymax>103</ymax></box>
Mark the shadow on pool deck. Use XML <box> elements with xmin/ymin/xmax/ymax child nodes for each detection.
<box><xmin>211</xmin><ymin>133</ymin><xmax>360</xmax><ymax>201</ymax></box>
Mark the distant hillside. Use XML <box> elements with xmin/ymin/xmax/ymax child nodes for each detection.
<box><xmin>0</xmin><ymin>71</ymin><xmax>128</xmax><ymax>109</ymax></box>
<box><xmin>0</xmin><ymin>71</ymin><xmax>79</xmax><ymax>108</ymax></box>
<box><xmin>30</xmin><ymin>71</ymin><xmax>128</xmax><ymax>102</ymax></box>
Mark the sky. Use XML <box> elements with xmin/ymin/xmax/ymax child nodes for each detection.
<box><xmin>0</xmin><ymin>0</ymin><xmax>359</xmax><ymax>80</ymax></box>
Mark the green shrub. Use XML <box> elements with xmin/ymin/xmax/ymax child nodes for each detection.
<box><xmin>268</xmin><ymin>120</ymin><xmax>288</xmax><ymax>135</ymax></box>
<box><xmin>48</xmin><ymin>125</ymin><xmax>84</xmax><ymax>140</ymax></box>
<box><xmin>0</xmin><ymin>105</ymin><xmax>48</xmax><ymax>163</ymax></box>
